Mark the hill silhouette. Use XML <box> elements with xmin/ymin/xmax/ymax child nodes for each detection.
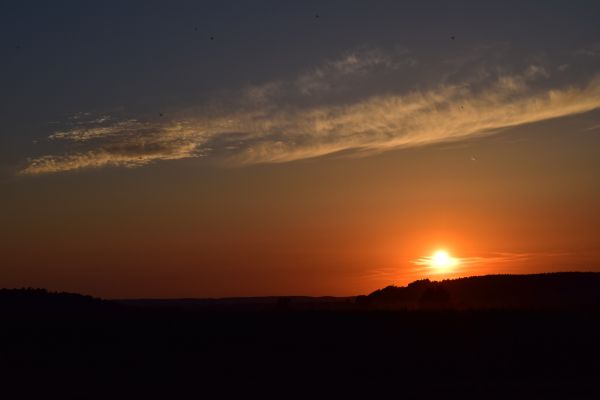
<box><xmin>0</xmin><ymin>288</ymin><xmax>116</xmax><ymax>316</ymax></box>
<box><xmin>2</xmin><ymin>273</ymin><xmax>600</xmax><ymax>397</ymax></box>
<box><xmin>357</xmin><ymin>272</ymin><xmax>600</xmax><ymax>310</ymax></box>
<box><xmin>3</xmin><ymin>273</ymin><xmax>600</xmax><ymax>313</ymax></box>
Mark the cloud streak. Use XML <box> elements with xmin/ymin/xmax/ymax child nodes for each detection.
<box><xmin>21</xmin><ymin>49</ymin><xmax>600</xmax><ymax>175</ymax></box>
<box><xmin>23</xmin><ymin>121</ymin><xmax>206</xmax><ymax>174</ymax></box>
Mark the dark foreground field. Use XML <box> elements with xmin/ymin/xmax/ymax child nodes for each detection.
<box><xmin>2</xmin><ymin>274</ymin><xmax>600</xmax><ymax>398</ymax></box>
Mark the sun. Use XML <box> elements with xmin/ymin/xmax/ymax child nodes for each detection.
<box><xmin>429</xmin><ymin>250</ymin><xmax>459</xmax><ymax>271</ymax></box>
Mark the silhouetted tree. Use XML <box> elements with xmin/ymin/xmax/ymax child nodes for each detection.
<box><xmin>419</xmin><ymin>286</ymin><xmax>452</xmax><ymax>309</ymax></box>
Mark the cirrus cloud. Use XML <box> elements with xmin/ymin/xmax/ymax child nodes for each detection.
<box><xmin>21</xmin><ymin>47</ymin><xmax>600</xmax><ymax>175</ymax></box>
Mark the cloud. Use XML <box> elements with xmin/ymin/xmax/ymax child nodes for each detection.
<box><xmin>412</xmin><ymin>252</ymin><xmax>534</xmax><ymax>268</ymax></box>
<box><xmin>294</xmin><ymin>47</ymin><xmax>413</xmax><ymax>95</ymax></box>
<box><xmin>240</xmin><ymin>47</ymin><xmax>414</xmax><ymax>103</ymax></box>
<box><xmin>21</xmin><ymin>48</ymin><xmax>600</xmax><ymax>175</ymax></box>
<box><xmin>585</xmin><ymin>123</ymin><xmax>600</xmax><ymax>132</ymax></box>
<box><xmin>409</xmin><ymin>251</ymin><xmax>573</xmax><ymax>278</ymax></box>
<box><xmin>22</xmin><ymin>121</ymin><xmax>206</xmax><ymax>174</ymax></box>
<box><xmin>576</xmin><ymin>43</ymin><xmax>600</xmax><ymax>57</ymax></box>
<box><xmin>363</xmin><ymin>251</ymin><xmax>574</xmax><ymax>284</ymax></box>
<box><xmin>49</xmin><ymin>119</ymin><xmax>138</xmax><ymax>142</ymax></box>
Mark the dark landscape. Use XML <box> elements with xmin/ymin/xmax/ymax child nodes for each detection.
<box><xmin>3</xmin><ymin>273</ymin><xmax>600</xmax><ymax>398</ymax></box>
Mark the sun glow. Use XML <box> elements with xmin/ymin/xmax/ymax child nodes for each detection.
<box><xmin>428</xmin><ymin>250</ymin><xmax>459</xmax><ymax>271</ymax></box>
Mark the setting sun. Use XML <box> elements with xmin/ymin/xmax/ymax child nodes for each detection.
<box><xmin>429</xmin><ymin>250</ymin><xmax>459</xmax><ymax>271</ymax></box>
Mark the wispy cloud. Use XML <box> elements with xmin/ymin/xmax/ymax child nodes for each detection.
<box><xmin>585</xmin><ymin>123</ymin><xmax>600</xmax><ymax>132</ymax></box>
<box><xmin>22</xmin><ymin>120</ymin><xmax>207</xmax><ymax>174</ymax></box>
<box><xmin>575</xmin><ymin>43</ymin><xmax>600</xmax><ymax>57</ymax></box>
<box><xmin>410</xmin><ymin>251</ymin><xmax>573</xmax><ymax>277</ymax></box>
<box><xmin>21</xmin><ymin>47</ymin><xmax>600</xmax><ymax>175</ymax></box>
<box><xmin>412</xmin><ymin>252</ymin><xmax>533</xmax><ymax>271</ymax></box>
<box><xmin>295</xmin><ymin>47</ymin><xmax>413</xmax><ymax>95</ymax></box>
<box><xmin>414</xmin><ymin>251</ymin><xmax>536</xmax><ymax>265</ymax></box>
<box><xmin>49</xmin><ymin>119</ymin><xmax>136</xmax><ymax>142</ymax></box>
<box><xmin>363</xmin><ymin>251</ymin><xmax>573</xmax><ymax>286</ymax></box>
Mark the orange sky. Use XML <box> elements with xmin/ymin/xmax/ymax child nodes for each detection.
<box><xmin>2</xmin><ymin>2</ymin><xmax>600</xmax><ymax>298</ymax></box>
<box><xmin>3</xmin><ymin>114</ymin><xmax>600</xmax><ymax>298</ymax></box>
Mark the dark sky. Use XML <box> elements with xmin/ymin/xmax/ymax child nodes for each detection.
<box><xmin>2</xmin><ymin>1</ymin><xmax>600</xmax><ymax>297</ymax></box>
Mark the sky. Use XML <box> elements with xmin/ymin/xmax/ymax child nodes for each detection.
<box><xmin>2</xmin><ymin>0</ymin><xmax>600</xmax><ymax>298</ymax></box>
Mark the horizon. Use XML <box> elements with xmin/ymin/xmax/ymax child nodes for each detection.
<box><xmin>2</xmin><ymin>1</ymin><xmax>600</xmax><ymax>298</ymax></box>
<box><xmin>4</xmin><ymin>270</ymin><xmax>599</xmax><ymax>300</ymax></box>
